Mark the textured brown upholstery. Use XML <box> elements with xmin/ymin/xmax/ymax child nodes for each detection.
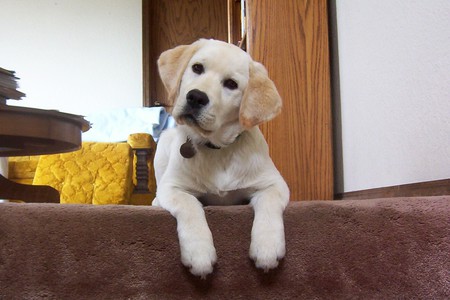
<box><xmin>0</xmin><ymin>196</ymin><xmax>448</xmax><ymax>299</ymax></box>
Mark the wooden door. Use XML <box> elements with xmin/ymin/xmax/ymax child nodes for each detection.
<box><xmin>246</xmin><ymin>0</ymin><xmax>333</xmax><ymax>200</ymax></box>
<box><xmin>143</xmin><ymin>0</ymin><xmax>228</xmax><ymax>107</ymax></box>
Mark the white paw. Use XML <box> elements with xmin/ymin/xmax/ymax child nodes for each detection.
<box><xmin>180</xmin><ymin>240</ymin><xmax>217</xmax><ymax>279</ymax></box>
<box><xmin>249</xmin><ymin>230</ymin><xmax>285</xmax><ymax>272</ymax></box>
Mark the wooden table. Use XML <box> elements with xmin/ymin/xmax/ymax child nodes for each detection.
<box><xmin>0</xmin><ymin>105</ymin><xmax>90</xmax><ymax>202</ymax></box>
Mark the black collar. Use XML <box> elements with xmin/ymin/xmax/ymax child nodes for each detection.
<box><xmin>180</xmin><ymin>135</ymin><xmax>240</xmax><ymax>159</ymax></box>
<box><xmin>205</xmin><ymin>141</ymin><xmax>221</xmax><ymax>150</ymax></box>
<box><xmin>180</xmin><ymin>138</ymin><xmax>220</xmax><ymax>158</ymax></box>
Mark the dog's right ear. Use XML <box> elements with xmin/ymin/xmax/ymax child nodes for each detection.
<box><xmin>157</xmin><ymin>40</ymin><xmax>204</xmax><ymax>110</ymax></box>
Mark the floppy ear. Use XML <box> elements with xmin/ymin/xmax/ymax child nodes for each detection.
<box><xmin>157</xmin><ymin>40</ymin><xmax>204</xmax><ymax>109</ymax></box>
<box><xmin>239</xmin><ymin>62</ymin><xmax>282</xmax><ymax>128</ymax></box>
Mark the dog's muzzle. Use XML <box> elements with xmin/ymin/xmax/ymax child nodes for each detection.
<box><xmin>179</xmin><ymin>89</ymin><xmax>214</xmax><ymax>135</ymax></box>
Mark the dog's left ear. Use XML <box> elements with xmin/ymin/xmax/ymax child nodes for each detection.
<box><xmin>157</xmin><ymin>40</ymin><xmax>205</xmax><ymax>109</ymax></box>
<box><xmin>239</xmin><ymin>62</ymin><xmax>282</xmax><ymax>128</ymax></box>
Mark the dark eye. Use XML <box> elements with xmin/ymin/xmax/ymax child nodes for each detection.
<box><xmin>223</xmin><ymin>79</ymin><xmax>238</xmax><ymax>90</ymax></box>
<box><xmin>192</xmin><ymin>63</ymin><xmax>204</xmax><ymax>74</ymax></box>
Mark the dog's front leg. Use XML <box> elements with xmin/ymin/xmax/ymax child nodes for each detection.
<box><xmin>249</xmin><ymin>182</ymin><xmax>289</xmax><ymax>272</ymax></box>
<box><xmin>157</xmin><ymin>189</ymin><xmax>217</xmax><ymax>278</ymax></box>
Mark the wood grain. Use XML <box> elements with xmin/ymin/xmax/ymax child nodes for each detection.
<box><xmin>227</xmin><ymin>0</ymin><xmax>242</xmax><ymax>45</ymax></box>
<box><xmin>143</xmin><ymin>0</ymin><xmax>228</xmax><ymax>106</ymax></box>
<box><xmin>336</xmin><ymin>179</ymin><xmax>450</xmax><ymax>200</ymax></box>
<box><xmin>0</xmin><ymin>174</ymin><xmax>60</xmax><ymax>203</ymax></box>
<box><xmin>0</xmin><ymin>105</ymin><xmax>89</xmax><ymax>156</ymax></box>
<box><xmin>246</xmin><ymin>0</ymin><xmax>333</xmax><ymax>200</ymax></box>
<box><xmin>0</xmin><ymin>105</ymin><xmax>89</xmax><ymax>203</ymax></box>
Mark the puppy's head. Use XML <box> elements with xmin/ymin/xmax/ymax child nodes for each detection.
<box><xmin>158</xmin><ymin>39</ymin><xmax>281</xmax><ymax>147</ymax></box>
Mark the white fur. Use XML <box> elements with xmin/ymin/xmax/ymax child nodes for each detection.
<box><xmin>154</xmin><ymin>39</ymin><xmax>290</xmax><ymax>278</ymax></box>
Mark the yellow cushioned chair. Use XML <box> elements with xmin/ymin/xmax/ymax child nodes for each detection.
<box><xmin>33</xmin><ymin>142</ymin><xmax>133</xmax><ymax>205</ymax></box>
<box><xmin>8</xmin><ymin>133</ymin><xmax>156</xmax><ymax>205</ymax></box>
<box><xmin>7</xmin><ymin>156</ymin><xmax>39</xmax><ymax>185</ymax></box>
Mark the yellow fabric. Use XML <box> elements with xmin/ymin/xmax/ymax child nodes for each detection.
<box><xmin>33</xmin><ymin>142</ymin><xmax>133</xmax><ymax>205</ymax></box>
<box><xmin>8</xmin><ymin>133</ymin><xmax>156</xmax><ymax>205</ymax></box>
<box><xmin>8</xmin><ymin>156</ymin><xmax>40</xmax><ymax>185</ymax></box>
<box><xmin>127</xmin><ymin>133</ymin><xmax>153</xmax><ymax>149</ymax></box>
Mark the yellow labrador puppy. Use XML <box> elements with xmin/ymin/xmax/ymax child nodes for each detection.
<box><xmin>153</xmin><ymin>39</ymin><xmax>289</xmax><ymax>278</ymax></box>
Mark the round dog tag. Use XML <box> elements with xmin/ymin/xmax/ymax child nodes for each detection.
<box><xmin>180</xmin><ymin>139</ymin><xmax>196</xmax><ymax>158</ymax></box>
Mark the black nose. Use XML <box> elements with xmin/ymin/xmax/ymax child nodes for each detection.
<box><xmin>186</xmin><ymin>89</ymin><xmax>209</xmax><ymax>109</ymax></box>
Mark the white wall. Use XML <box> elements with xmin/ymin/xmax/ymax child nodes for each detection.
<box><xmin>335</xmin><ymin>0</ymin><xmax>450</xmax><ymax>192</ymax></box>
<box><xmin>0</xmin><ymin>0</ymin><xmax>142</xmax><ymax>115</ymax></box>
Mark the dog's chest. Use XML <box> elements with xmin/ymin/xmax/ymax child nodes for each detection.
<box><xmin>193</xmin><ymin>151</ymin><xmax>253</xmax><ymax>186</ymax></box>
<box><xmin>186</xmin><ymin>164</ymin><xmax>254</xmax><ymax>205</ymax></box>
<box><xmin>180</xmin><ymin>147</ymin><xmax>260</xmax><ymax>198</ymax></box>
<box><xmin>198</xmin><ymin>188</ymin><xmax>255</xmax><ymax>206</ymax></box>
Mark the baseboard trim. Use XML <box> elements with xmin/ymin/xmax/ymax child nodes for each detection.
<box><xmin>335</xmin><ymin>178</ymin><xmax>450</xmax><ymax>200</ymax></box>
